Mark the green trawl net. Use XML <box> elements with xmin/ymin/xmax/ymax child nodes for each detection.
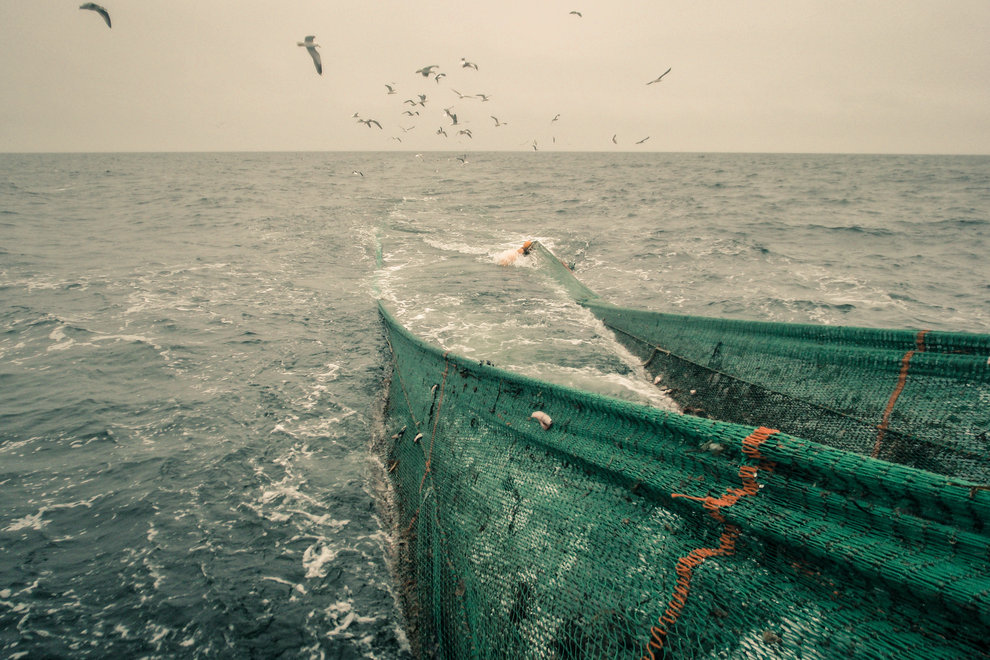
<box><xmin>528</xmin><ymin>241</ymin><xmax>990</xmax><ymax>483</ymax></box>
<box><xmin>378</xmin><ymin>301</ymin><xmax>990</xmax><ymax>659</ymax></box>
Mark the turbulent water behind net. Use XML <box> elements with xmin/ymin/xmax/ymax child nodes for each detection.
<box><xmin>1</xmin><ymin>151</ymin><xmax>987</xmax><ymax>658</ymax></box>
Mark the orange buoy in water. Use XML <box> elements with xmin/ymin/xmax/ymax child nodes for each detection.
<box><xmin>497</xmin><ymin>240</ymin><xmax>535</xmax><ymax>266</ymax></box>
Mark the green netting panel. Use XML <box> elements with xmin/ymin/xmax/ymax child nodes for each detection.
<box><xmin>528</xmin><ymin>242</ymin><xmax>990</xmax><ymax>482</ymax></box>
<box><xmin>378</xmin><ymin>301</ymin><xmax>990</xmax><ymax>659</ymax></box>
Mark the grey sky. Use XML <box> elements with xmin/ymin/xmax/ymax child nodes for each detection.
<box><xmin>2</xmin><ymin>1</ymin><xmax>989</xmax><ymax>153</ymax></box>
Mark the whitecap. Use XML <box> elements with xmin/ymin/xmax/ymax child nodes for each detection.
<box><xmin>302</xmin><ymin>542</ymin><xmax>338</xmax><ymax>579</ymax></box>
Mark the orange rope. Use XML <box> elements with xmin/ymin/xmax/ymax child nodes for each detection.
<box><xmin>643</xmin><ymin>427</ymin><xmax>778</xmax><ymax>659</ymax></box>
<box><xmin>872</xmin><ymin>330</ymin><xmax>928</xmax><ymax>458</ymax></box>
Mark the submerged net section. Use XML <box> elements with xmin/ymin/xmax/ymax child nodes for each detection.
<box><xmin>379</xmin><ymin>301</ymin><xmax>990</xmax><ymax>659</ymax></box>
<box><xmin>529</xmin><ymin>241</ymin><xmax>990</xmax><ymax>483</ymax></box>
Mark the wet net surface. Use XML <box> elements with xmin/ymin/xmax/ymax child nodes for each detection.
<box><xmin>378</xmin><ymin>298</ymin><xmax>990</xmax><ymax>659</ymax></box>
<box><xmin>531</xmin><ymin>241</ymin><xmax>990</xmax><ymax>484</ymax></box>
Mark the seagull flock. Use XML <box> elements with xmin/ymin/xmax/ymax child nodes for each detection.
<box><xmin>75</xmin><ymin>5</ymin><xmax>672</xmax><ymax>152</ymax></box>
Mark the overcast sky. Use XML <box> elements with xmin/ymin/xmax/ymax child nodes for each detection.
<box><xmin>2</xmin><ymin>1</ymin><xmax>989</xmax><ymax>154</ymax></box>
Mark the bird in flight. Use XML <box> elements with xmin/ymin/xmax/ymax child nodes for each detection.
<box><xmin>359</xmin><ymin>118</ymin><xmax>383</xmax><ymax>129</ymax></box>
<box><xmin>636</xmin><ymin>136</ymin><xmax>650</xmax><ymax>144</ymax></box>
<box><xmin>476</xmin><ymin>94</ymin><xmax>491</xmax><ymax>102</ymax></box>
<box><xmin>611</xmin><ymin>134</ymin><xmax>618</xmax><ymax>144</ymax></box>
<box><xmin>461</xmin><ymin>58</ymin><xmax>479</xmax><ymax>70</ymax></box>
<box><xmin>79</xmin><ymin>3</ymin><xmax>111</xmax><ymax>28</ymax></box>
<box><xmin>434</xmin><ymin>72</ymin><xmax>446</xmax><ymax>84</ymax></box>
<box><xmin>297</xmin><ymin>36</ymin><xmax>322</xmax><ymax>75</ymax></box>
<box><xmin>416</xmin><ymin>65</ymin><xmax>439</xmax><ymax>77</ymax></box>
<box><xmin>569</xmin><ymin>11</ymin><xmax>582</xmax><ymax>18</ymax></box>
<box><xmin>491</xmin><ymin>116</ymin><xmax>507</xmax><ymax>127</ymax></box>
<box><xmin>647</xmin><ymin>68</ymin><xmax>672</xmax><ymax>84</ymax></box>
<box><xmin>384</xmin><ymin>83</ymin><xmax>397</xmax><ymax>95</ymax></box>
<box><xmin>436</xmin><ymin>127</ymin><xmax>448</xmax><ymax>137</ymax></box>
<box><xmin>458</xmin><ymin>129</ymin><xmax>473</xmax><ymax>139</ymax></box>
<box><xmin>551</xmin><ymin>114</ymin><xmax>560</xmax><ymax>123</ymax></box>
<box><xmin>443</xmin><ymin>107</ymin><xmax>458</xmax><ymax>125</ymax></box>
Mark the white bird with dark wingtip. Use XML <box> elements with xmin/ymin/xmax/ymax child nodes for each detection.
<box><xmin>79</xmin><ymin>3</ymin><xmax>111</xmax><ymax>28</ymax></box>
<box><xmin>460</xmin><ymin>58</ymin><xmax>478</xmax><ymax>70</ymax></box>
<box><xmin>647</xmin><ymin>68</ymin><xmax>672</xmax><ymax>84</ymax></box>
<box><xmin>416</xmin><ymin>65</ymin><xmax>439</xmax><ymax>77</ymax></box>
<box><xmin>297</xmin><ymin>36</ymin><xmax>322</xmax><ymax>75</ymax></box>
<box><xmin>359</xmin><ymin>118</ymin><xmax>383</xmax><ymax>129</ymax></box>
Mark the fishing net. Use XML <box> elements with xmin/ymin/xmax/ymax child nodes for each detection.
<box><xmin>530</xmin><ymin>241</ymin><xmax>990</xmax><ymax>483</ymax></box>
<box><xmin>376</xmin><ymin>243</ymin><xmax>990</xmax><ymax>658</ymax></box>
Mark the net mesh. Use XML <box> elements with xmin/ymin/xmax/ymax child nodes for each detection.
<box><xmin>377</xmin><ymin>245</ymin><xmax>990</xmax><ymax>659</ymax></box>
<box><xmin>531</xmin><ymin>241</ymin><xmax>990</xmax><ymax>483</ymax></box>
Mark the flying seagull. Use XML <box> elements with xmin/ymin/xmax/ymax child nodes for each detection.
<box><xmin>359</xmin><ymin>118</ymin><xmax>383</xmax><ymax>129</ymax></box>
<box><xmin>384</xmin><ymin>83</ymin><xmax>397</xmax><ymax>95</ymax></box>
<box><xmin>443</xmin><ymin>107</ymin><xmax>458</xmax><ymax>125</ymax></box>
<box><xmin>636</xmin><ymin>136</ymin><xmax>651</xmax><ymax>144</ymax></box>
<box><xmin>647</xmin><ymin>68</ymin><xmax>672</xmax><ymax>84</ymax></box>
<box><xmin>416</xmin><ymin>65</ymin><xmax>439</xmax><ymax>77</ymax></box>
<box><xmin>611</xmin><ymin>134</ymin><xmax>618</xmax><ymax>144</ymax></box>
<box><xmin>460</xmin><ymin>58</ymin><xmax>479</xmax><ymax>70</ymax></box>
<box><xmin>551</xmin><ymin>114</ymin><xmax>560</xmax><ymax>122</ymax></box>
<box><xmin>457</xmin><ymin>129</ymin><xmax>473</xmax><ymax>139</ymax></box>
<box><xmin>569</xmin><ymin>11</ymin><xmax>582</xmax><ymax>17</ymax></box>
<box><xmin>476</xmin><ymin>94</ymin><xmax>491</xmax><ymax>102</ymax></box>
<box><xmin>79</xmin><ymin>3</ymin><xmax>111</xmax><ymax>28</ymax></box>
<box><xmin>297</xmin><ymin>36</ymin><xmax>322</xmax><ymax>75</ymax></box>
<box><xmin>491</xmin><ymin>116</ymin><xmax>507</xmax><ymax>127</ymax></box>
<box><xmin>434</xmin><ymin>72</ymin><xmax>446</xmax><ymax>84</ymax></box>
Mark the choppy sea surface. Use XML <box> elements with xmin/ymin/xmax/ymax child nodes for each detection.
<box><xmin>1</xmin><ymin>151</ymin><xmax>988</xmax><ymax>658</ymax></box>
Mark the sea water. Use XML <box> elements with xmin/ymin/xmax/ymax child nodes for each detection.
<box><xmin>1</xmin><ymin>151</ymin><xmax>988</xmax><ymax>657</ymax></box>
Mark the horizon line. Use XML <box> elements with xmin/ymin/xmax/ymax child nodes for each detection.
<box><xmin>3</xmin><ymin>148</ymin><xmax>989</xmax><ymax>157</ymax></box>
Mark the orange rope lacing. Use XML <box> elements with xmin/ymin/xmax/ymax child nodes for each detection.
<box><xmin>872</xmin><ymin>330</ymin><xmax>928</xmax><ymax>458</ymax></box>
<box><xmin>642</xmin><ymin>426</ymin><xmax>778</xmax><ymax>659</ymax></box>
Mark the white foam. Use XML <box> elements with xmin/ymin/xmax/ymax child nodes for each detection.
<box><xmin>422</xmin><ymin>237</ymin><xmax>493</xmax><ymax>256</ymax></box>
<box><xmin>4</xmin><ymin>496</ymin><xmax>100</xmax><ymax>532</ymax></box>
<box><xmin>302</xmin><ymin>542</ymin><xmax>338</xmax><ymax>579</ymax></box>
